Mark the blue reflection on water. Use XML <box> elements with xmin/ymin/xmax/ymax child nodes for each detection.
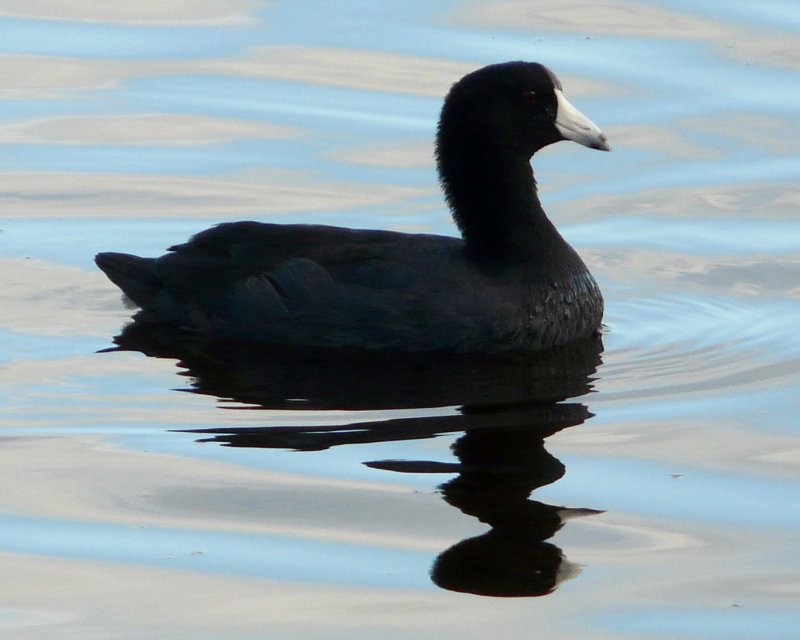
<box><xmin>3</xmin><ymin>141</ymin><xmax>308</xmax><ymax>175</ymax></box>
<box><xmin>598</xmin><ymin>607</ymin><xmax>800</xmax><ymax>640</ymax></box>
<box><xmin>0</xmin><ymin>514</ymin><xmax>433</xmax><ymax>589</ymax></box>
<box><xmin>664</xmin><ymin>0</ymin><xmax>800</xmax><ymax>32</ymax></box>
<box><xmin>538</xmin><ymin>454</ymin><xmax>800</xmax><ymax>530</ymax></box>
<box><xmin>0</xmin><ymin>19</ymin><xmax>263</xmax><ymax>59</ymax></box>
<box><xmin>2</xmin><ymin>219</ymin><xmax>216</xmax><ymax>268</ymax></box>
<box><xmin>0</xmin><ymin>329</ymin><xmax>103</xmax><ymax>362</ymax></box>
<box><xmin>118</xmin><ymin>76</ymin><xmax>438</xmax><ymax>132</ymax></box>
<box><xmin>567</xmin><ymin>218</ymin><xmax>800</xmax><ymax>254</ymax></box>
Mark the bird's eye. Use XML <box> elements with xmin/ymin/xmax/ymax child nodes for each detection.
<box><xmin>522</xmin><ymin>90</ymin><xmax>538</xmax><ymax>104</ymax></box>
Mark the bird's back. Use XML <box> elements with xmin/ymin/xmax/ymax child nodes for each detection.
<box><xmin>96</xmin><ymin>220</ymin><xmax>602</xmax><ymax>351</ymax></box>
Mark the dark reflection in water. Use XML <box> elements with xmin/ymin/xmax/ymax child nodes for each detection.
<box><xmin>110</xmin><ymin>324</ymin><xmax>605</xmax><ymax>597</ymax></box>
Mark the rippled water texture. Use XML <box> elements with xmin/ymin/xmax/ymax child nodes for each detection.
<box><xmin>2</xmin><ymin>1</ymin><xmax>800</xmax><ymax>638</ymax></box>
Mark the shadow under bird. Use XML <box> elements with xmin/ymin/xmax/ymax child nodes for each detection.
<box><xmin>96</xmin><ymin>61</ymin><xmax>610</xmax><ymax>352</ymax></box>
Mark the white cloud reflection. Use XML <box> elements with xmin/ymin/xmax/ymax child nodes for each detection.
<box><xmin>0</xmin><ymin>0</ymin><xmax>260</xmax><ymax>25</ymax></box>
<box><xmin>329</xmin><ymin>139</ymin><xmax>432</xmax><ymax>169</ymax></box>
<box><xmin>0</xmin><ymin>257</ymin><xmax>122</xmax><ymax>336</ymax></box>
<box><xmin>0</xmin><ymin>46</ymin><xmax>617</xmax><ymax>105</ymax></box>
<box><xmin>456</xmin><ymin>0</ymin><xmax>731</xmax><ymax>39</ymax></box>
<box><xmin>0</xmin><ymin>55</ymin><xmax>137</xmax><ymax>99</ymax></box>
<box><xmin>558</xmin><ymin>181</ymin><xmax>800</xmax><ymax>222</ymax></box>
<box><xmin>456</xmin><ymin>0</ymin><xmax>800</xmax><ymax>70</ymax></box>
<box><xmin>0</xmin><ymin>170</ymin><xmax>430</xmax><ymax>217</ymax></box>
<box><xmin>199</xmin><ymin>46</ymin><xmax>477</xmax><ymax>97</ymax></box>
<box><xmin>0</xmin><ymin>435</ymin><xmax>458</xmax><ymax>550</ymax></box>
<box><xmin>0</xmin><ymin>113</ymin><xmax>300</xmax><ymax>146</ymax></box>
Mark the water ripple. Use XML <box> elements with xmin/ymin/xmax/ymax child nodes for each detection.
<box><xmin>600</xmin><ymin>293</ymin><xmax>800</xmax><ymax>399</ymax></box>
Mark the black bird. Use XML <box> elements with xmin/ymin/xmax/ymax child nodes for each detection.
<box><xmin>96</xmin><ymin>61</ymin><xmax>610</xmax><ymax>352</ymax></box>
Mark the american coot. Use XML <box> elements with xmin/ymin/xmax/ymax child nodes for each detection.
<box><xmin>96</xmin><ymin>61</ymin><xmax>610</xmax><ymax>352</ymax></box>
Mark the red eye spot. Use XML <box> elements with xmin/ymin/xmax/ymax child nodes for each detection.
<box><xmin>523</xmin><ymin>90</ymin><xmax>537</xmax><ymax>104</ymax></box>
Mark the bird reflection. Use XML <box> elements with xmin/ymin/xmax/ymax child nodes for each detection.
<box><xmin>109</xmin><ymin>323</ymin><xmax>605</xmax><ymax>597</ymax></box>
<box><xmin>367</xmin><ymin>410</ymin><xmax>602</xmax><ymax>597</ymax></box>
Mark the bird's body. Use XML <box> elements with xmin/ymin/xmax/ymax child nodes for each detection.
<box><xmin>96</xmin><ymin>61</ymin><xmax>609</xmax><ymax>352</ymax></box>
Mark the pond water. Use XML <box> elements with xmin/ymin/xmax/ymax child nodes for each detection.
<box><xmin>2</xmin><ymin>1</ymin><xmax>800</xmax><ymax>638</ymax></box>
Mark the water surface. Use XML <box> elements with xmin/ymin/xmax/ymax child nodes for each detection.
<box><xmin>1</xmin><ymin>1</ymin><xmax>799</xmax><ymax>638</ymax></box>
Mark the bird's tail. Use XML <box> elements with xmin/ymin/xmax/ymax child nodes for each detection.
<box><xmin>95</xmin><ymin>252</ymin><xmax>161</xmax><ymax>309</ymax></box>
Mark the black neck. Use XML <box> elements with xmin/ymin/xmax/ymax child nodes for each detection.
<box><xmin>437</xmin><ymin>141</ymin><xmax>561</xmax><ymax>264</ymax></box>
